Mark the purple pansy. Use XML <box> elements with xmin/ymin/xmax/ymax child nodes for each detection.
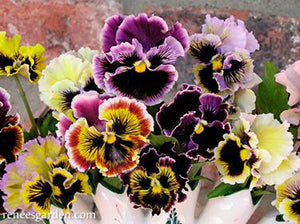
<box><xmin>156</xmin><ymin>84</ymin><xmax>230</xmax><ymax>160</ymax></box>
<box><xmin>190</xmin><ymin>33</ymin><xmax>260</xmax><ymax>94</ymax></box>
<box><xmin>94</xmin><ymin>13</ymin><xmax>189</xmax><ymax>105</ymax></box>
<box><xmin>202</xmin><ymin>15</ymin><xmax>259</xmax><ymax>53</ymax></box>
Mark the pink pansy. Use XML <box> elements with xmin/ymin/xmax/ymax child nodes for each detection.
<box><xmin>275</xmin><ymin>60</ymin><xmax>300</xmax><ymax>106</ymax></box>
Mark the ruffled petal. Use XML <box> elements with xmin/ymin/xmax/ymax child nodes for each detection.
<box><xmin>199</xmin><ymin>93</ymin><xmax>229</xmax><ymax>122</ymax></box>
<box><xmin>234</xmin><ymin>89</ymin><xmax>256</xmax><ymax>113</ymax></box>
<box><xmin>66</xmin><ymin>118</ymin><xmax>104</xmax><ymax>172</ymax></box>
<box><xmin>22</xmin><ymin>175</ymin><xmax>53</xmax><ymax>216</ymax></box>
<box><xmin>147</xmin><ymin>36</ymin><xmax>185</xmax><ymax>67</ymax></box>
<box><xmin>189</xmin><ymin>120</ymin><xmax>230</xmax><ymax>160</ymax></box>
<box><xmin>71</xmin><ymin>91</ymin><xmax>109</xmax><ymax>128</ymax></box>
<box><xmin>275</xmin><ymin>60</ymin><xmax>300</xmax><ymax>106</ymax></box>
<box><xmin>116</xmin><ymin>13</ymin><xmax>168</xmax><ymax>52</ymax></box>
<box><xmin>280</xmin><ymin>107</ymin><xmax>300</xmax><ymax>125</ymax></box>
<box><xmin>0</xmin><ymin>87</ymin><xmax>11</xmax><ymax>118</ymax></box>
<box><xmin>251</xmin><ymin>114</ymin><xmax>294</xmax><ymax>174</ymax></box>
<box><xmin>0</xmin><ymin>125</ymin><xmax>23</xmax><ymax>164</ymax></box>
<box><xmin>157</xmin><ymin>84</ymin><xmax>202</xmax><ymax>135</ymax></box>
<box><xmin>101</xmin><ymin>15</ymin><xmax>125</xmax><ymax>53</ymax></box>
<box><xmin>215</xmin><ymin>133</ymin><xmax>251</xmax><ymax>184</ymax></box>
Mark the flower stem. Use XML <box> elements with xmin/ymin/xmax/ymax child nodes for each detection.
<box><xmin>13</xmin><ymin>75</ymin><xmax>40</xmax><ymax>135</ymax></box>
<box><xmin>61</xmin><ymin>216</ymin><xmax>66</xmax><ymax>224</ymax></box>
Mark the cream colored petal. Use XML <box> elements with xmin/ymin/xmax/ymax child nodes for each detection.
<box><xmin>234</xmin><ymin>89</ymin><xmax>256</xmax><ymax>113</ymax></box>
<box><xmin>260</xmin><ymin>153</ymin><xmax>300</xmax><ymax>185</ymax></box>
<box><xmin>251</xmin><ymin>114</ymin><xmax>294</xmax><ymax>174</ymax></box>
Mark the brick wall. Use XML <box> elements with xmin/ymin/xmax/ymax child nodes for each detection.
<box><xmin>0</xmin><ymin>0</ymin><xmax>299</xmax><ymax>123</ymax></box>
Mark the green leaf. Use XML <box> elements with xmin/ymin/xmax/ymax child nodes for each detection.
<box><xmin>99</xmin><ymin>176</ymin><xmax>125</xmax><ymax>194</ymax></box>
<box><xmin>43</xmin><ymin>219</ymin><xmax>50</xmax><ymax>224</ymax></box>
<box><xmin>251</xmin><ymin>187</ymin><xmax>274</xmax><ymax>205</ymax></box>
<box><xmin>148</xmin><ymin>133</ymin><xmax>181</xmax><ymax>153</ymax></box>
<box><xmin>207</xmin><ymin>182</ymin><xmax>247</xmax><ymax>199</ymax></box>
<box><xmin>39</xmin><ymin>113</ymin><xmax>59</xmax><ymax>137</ymax></box>
<box><xmin>276</xmin><ymin>214</ymin><xmax>285</xmax><ymax>222</ymax></box>
<box><xmin>256</xmin><ymin>62</ymin><xmax>289</xmax><ymax>120</ymax></box>
<box><xmin>23</xmin><ymin>127</ymin><xmax>39</xmax><ymax>142</ymax></box>
<box><xmin>188</xmin><ymin>163</ymin><xmax>202</xmax><ymax>191</ymax></box>
<box><xmin>87</xmin><ymin>168</ymin><xmax>102</xmax><ymax>194</ymax></box>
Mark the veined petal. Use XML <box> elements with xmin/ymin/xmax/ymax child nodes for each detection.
<box><xmin>116</xmin><ymin>13</ymin><xmax>169</xmax><ymax>52</ymax></box>
<box><xmin>0</xmin><ymin>125</ymin><xmax>23</xmax><ymax>164</ymax></box>
<box><xmin>71</xmin><ymin>91</ymin><xmax>109</xmax><ymax>128</ymax></box>
<box><xmin>275</xmin><ymin>173</ymin><xmax>300</xmax><ymax>223</ymax></box>
<box><xmin>147</xmin><ymin>36</ymin><xmax>185</xmax><ymax>67</ymax></box>
<box><xmin>189</xmin><ymin>33</ymin><xmax>221</xmax><ymax>63</ymax></box>
<box><xmin>0</xmin><ymin>163</ymin><xmax>26</xmax><ymax>213</ymax></box>
<box><xmin>19</xmin><ymin>44</ymin><xmax>46</xmax><ymax>83</ymax></box>
<box><xmin>22</xmin><ymin>175</ymin><xmax>53</xmax><ymax>216</ymax></box>
<box><xmin>101</xmin><ymin>15</ymin><xmax>125</xmax><ymax>53</ymax></box>
<box><xmin>66</xmin><ymin>118</ymin><xmax>105</xmax><ymax>172</ymax></box>
<box><xmin>39</xmin><ymin>54</ymin><xmax>92</xmax><ymax>107</ymax></box>
<box><xmin>280</xmin><ymin>107</ymin><xmax>300</xmax><ymax>126</ymax></box>
<box><xmin>98</xmin><ymin>97</ymin><xmax>153</xmax><ymax>137</ymax></box>
<box><xmin>49</xmin><ymin>80</ymin><xmax>80</xmax><ymax>114</ymax></box>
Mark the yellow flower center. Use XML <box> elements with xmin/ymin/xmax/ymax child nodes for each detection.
<box><xmin>105</xmin><ymin>133</ymin><xmax>117</xmax><ymax>144</ymax></box>
<box><xmin>194</xmin><ymin>122</ymin><xmax>204</xmax><ymax>134</ymax></box>
<box><xmin>151</xmin><ymin>180</ymin><xmax>163</xmax><ymax>194</ymax></box>
<box><xmin>212</xmin><ymin>57</ymin><xmax>223</xmax><ymax>72</ymax></box>
<box><xmin>134</xmin><ymin>60</ymin><xmax>150</xmax><ymax>73</ymax></box>
<box><xmin>240</xmin><ymin>149</ymin><xmax>250</xmax><ymax>161</ymax></box>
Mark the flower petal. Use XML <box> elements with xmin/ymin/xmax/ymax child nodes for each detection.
<box><xmin>157</xmin><ymin>84</ymin><xmax>202</xmax><ymax>135</ymax></box>
<box><xmin>280</xmin><ymin>107</ymin><xmax>300</xmax><ymax>126</ymax></box>
<box><xmin>116</xmin><ymin>13</ymin><xmax>168</xmax><ymax>52</ymax></box>
<box><xmin>0</xmin><ymin>87</ymin><xmax>11</xmax><ymax>118</ymax></box>
<box><xmin>101</xmin><ymin>15</ymin><xmax>125</xmax><ymax>53</ymax></box>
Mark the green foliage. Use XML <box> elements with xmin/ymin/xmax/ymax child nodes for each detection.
<box><xmin>276</xmin><ymin>214</ymin><xmax>285</xmax><ymax>222</ymax></box>
<box><xmin>39</xmin><ymin>113</ymin><xmax>58</xmax><ymax>137</ymax></box>
<box><xmin>166</xmin><ymin>208</ymin><xmax>182</xmax><ymax>224</ymax></box>
<box><xmin>187</xmin><ymin>163</ymin><xmax>212</xmax><ymax>191</ymax></box>
<box><xmin>251</xmin><ymin>187</ymin><xmax>274</xmax><ymax>205</ymax></box>
<box><xmin>99</xmin><ymin>176</ymin><xmax>125</xmax><ymax>194</ymax></box>
<box><xmin>207</xmin><ymin>182</ymin><xmax>247</xmax><ymax>199</ymax></box>
<box><xmin>256</xmin><ymin>62</ymin><xmax>289</xmax><ymax>120</ymax></box>
<box><xmin>87</xmin><ymin>168</ymin><xmax>102</xmax><ymax>194</ymax></box>
<box><xmin>148</xmin><ymin>133</ymin><xmax>181</xmax><ymax>153</ymax></box>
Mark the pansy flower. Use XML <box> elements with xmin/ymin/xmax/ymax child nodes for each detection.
<box><xmin>190</xmin><ymin>36</ymin><xmax>260</xmax><ymax>94</ymax></box>
<box><xmin>94</xmin><ymin>13</ymin><xmax>188</xmax><ymax>105</ymax></box>
<box><xmin>39</xmin><ymin>48</ymin><xmax>102</xmax><ymax>117</ymax></box>
<box><xmin>275</xmin><ymin>60</ymin><xmax>300</xmax><ymax>125</ymax></box>
<box><xmin>216</xmin><ymin>114</ymin><xmax>299</xmax><ymax>187</ymax></box>
<box><xmin>201</xmin><ymin>15</ymin><xmax>259</xmax><ymax>53</ymax></box>
<box><xmin>0</xmin><ymin>87</ymin><xmax>23</xmax><ymax>164</ymax></box>
<box><xmin>66</xmin><ymin>96</ymin><xmax>153</xmax><ymax>176</ymax></box>
<box><xmin>1</xmin><ymin>137</ymin><xmax>91</xmax><ymax>215</ymax></box>
<box><xmin>274</xmin><ymin>173</ymin><xmax>300</xmax><ymax>223</ymax></box>
<box><xmin>0</xmin><ymin>31</ymin><xmax>45</xmax><ymax>83</ymax></box>
<box><xmin>157</xmin><ymin>84</ymin><xmax>230</xmax><ymax>160</ymax></box>
<box><xmin>121</xmin><ymin>143</ymin><xmax>191</xmax><ymax>215</ymax></box>
<box><xmin>215</xmin><ymin>133</ymin><xmax>252</xmax><ymax>184</ymax></box>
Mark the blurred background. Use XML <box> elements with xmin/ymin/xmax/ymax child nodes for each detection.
<box><xmin>0</xmin><ymin>0</ymin><xmax>299</xmax><ymax>122</ymax></box>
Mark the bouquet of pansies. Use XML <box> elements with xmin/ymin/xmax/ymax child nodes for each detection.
<box><xmin>0</xmin><ymin>13</ymin><xmax>299</xmax><ymax>224</ymax></box>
